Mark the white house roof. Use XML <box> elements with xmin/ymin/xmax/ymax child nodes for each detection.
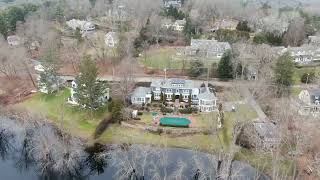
<box><xmin>198</xmin><ymin>87</ymin><xmax>216</xmax><ymax>101</ymax></box>
<box><xmin>151</xmin><ymin>78</ymin><xmax>195</xmax><ymax>89</ymax></box>
<box><xmin>132</xmin><ymin>87</ymin><xmax>151</xmax><ymax>98</ymax></box>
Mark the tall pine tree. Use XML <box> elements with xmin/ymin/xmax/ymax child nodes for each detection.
<box><xmin>74</xmin><ymin>56</ymin><xmax>107</xmax><ymax>109</ymax></box>
<box><xmin>218</xmin><ymin>51</ymin><xmax>234</xmax><ymax>79</ymax></box>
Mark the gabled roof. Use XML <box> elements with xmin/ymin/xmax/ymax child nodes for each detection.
<box><xmin>132</xmin><ymin>87</ymin><xmax>151</xmax><ymax>98</ymax></box>
<box><xmin>198</xmin><ymin>87</ymin><xmax>216</xmax><ymax>100</ymax></box>
<box><xmin>151</xmin><ymin>78</ymin><xmax>195</xmax><ymax>89</ymax></box>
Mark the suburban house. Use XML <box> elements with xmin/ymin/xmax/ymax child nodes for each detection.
<box><xmin>105</xmin><ymin>32</ymin><xmax>119</xmax><ymax>47</ymax></box>
<box><xmin>177</xmin><ymin>38</ymin><xmax>231</xmax><ymax>60</ymax></box>
<box><xmin>237</xmin><ymin>121</ymin><xmax>280</xmax><ymax>150</ymax></box>
<box><xmin>131</xmin><ymin>78</ymin><xmax>218</xmax><ymax>112</ymax></box>
<box><xmin>67</xmin><ymin>80</ymin><xmax>110</xmax><ymax>106</ymax></box>
<box><xmin>7</xmin><ymin>35</ymin><xmax>21</xmax><ymax>46</ymax></box>
<box><xmin>66</xmin><ymin>19</ymin><xmax>95</xmax><ymax>34</ymax></box>
<box><xmin>130</xmin><ymin>87</ymin><xmax>152</xmax><ymax>105</ymax></box>
<box><xmin>282</xmin><ymin>46</ymin><xmax>320</xmax><ymax>65</ymax></box>
<box><xmin>162</xmin><ymin>18</ymin><xmax>186</xmax><ymax>32</ymax></box>
<box><xmin>308</xmin><ymin>35</ymin><xmax>320</xmax><ymax>46</ymax></box>
<box><xmin>164</xmin><ymin>0</ymin><xmax>182</xmax><ymax>8</ymax></box>
<box><xmin>297</xmin><ymin>89</ymin><xmax>320</xmax><ymax>115</ymax></box>
<box><xmin>210</xmin><ymin>19</ymin><xmax>239</xmax><ymax>32</ymax></box>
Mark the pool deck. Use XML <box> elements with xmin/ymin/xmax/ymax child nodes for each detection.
<box><xmin>153</xmin><ymin>114</ymin><xmax>197</xmax><ymax>128</ymax></box>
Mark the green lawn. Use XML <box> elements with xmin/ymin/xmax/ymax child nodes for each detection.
<box><xmin>293</xmin><ymin>66</ymin><xmax>320</xmax><ymax>85</ymax></box>
<box><xmin>17</xmin><ymin>89</ymin><xmax>110</xmax><ymax>138</ymax></box>
<box><xmin>139</xmin><ymin>47</ymin><xmax>185</xmax><ymax>69</ymax></box>
<box><xmin>139</xmin><ymin>47</ymin><xmax>221</xmax><ymax>70</ymax></box>
<box><xmin>235</xmin><ymin>148</ymin><xmax>295</xmax><ymax>178</ymax></box>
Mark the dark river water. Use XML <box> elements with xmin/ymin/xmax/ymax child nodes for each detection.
<box><xmin>0</xmin><ymin>116</ymin><xmax>270</xmax><ymax>180</ymax></box>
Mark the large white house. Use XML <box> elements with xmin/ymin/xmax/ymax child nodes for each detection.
<box><xmin>164</xmin><ymin>0</ymin><xmax>182</xmax><ymax>8</ymax></box>
<box><xmin>280</xmin><ymin>45</ymin><xmax>320</xmax><ymax>65</ymax></box>
<box><xmin>131</xmin><ymin>78</ymin><xmax>218</xmax><ymax>112</ymax></box>
<box><xmin>161</xmin><ymin>18</ymin><xmax>186</xmax><ymax>32</ymax></box>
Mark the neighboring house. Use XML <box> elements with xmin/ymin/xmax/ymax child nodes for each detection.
<box><xmin>308</xmin><ymin>35</ymin><xmax>320</xmax><ymax>46</ymax></box>
<box><xmin>198</xmin><ymin>87</ymin><xmax>217</xmax><ymax>112</ymax></box>
<box><xmin>105</xmin><ymin>32</ymin><xmax>119</xmax><ymax>47</ymax></box>
<box><xmin>210</xmin><ymin>19</ymin><xmax>239</xmax><ymax>32</ymax></box>
<box><xmin>7</xmin><ymin>35</ymin><xmax>20</xmax><ymax>46</ymax></box>
<box><xmin>172</xmin><ymin>19</ymin><xmax>186</xmax><ymax>31</ymax></box>
<box><xmin>67</xmin><ymin>80</ymin><xmax>110</xmax><ymax>106</ymax></box>
<box><xmin>130</xmin><ymin>87</ymin><xmax>152</xmax><ymax>105</ymax></box>
<box><xmin>37</xmin><ymin>74</ymin><xmax>62</xmax><ymax>94</ymax></box>
<box><xmin>237</xmin><ymin>121</ymin><xmax>280</xmax><ymax>150</ymax></box>
<box><xmin>66</xmin><ymin>19</ymin><xmax>95</xmax><ymax>34</ymax></box>
<box><xmin>162</xmin><ymin>19</ymin><xmax>186</xmax><ymax>32</ymax></box>
<box><xmin>131</xmin><ymin>78</ymin><xmax>218</xmax><ymax>112</ymax></box>
<box><xmin>298</xmin><ymin>89</ymin><xmax>320</xmax><ymax>115</ymax></box>
<box><xmin>164</xmin><ymin>0</ymin><xmax>182</xmax><ymax>8</ymax></box>
<box><xmin>178</xmin><ymin>38</ymin><xmax>231</xmax><ymax>60</ymax></box>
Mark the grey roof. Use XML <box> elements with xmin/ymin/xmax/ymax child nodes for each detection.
<box><xmin>132</xmin><ymin>87</ymin><xmax>151</xmax><ymax>98</ymax></box>
<box><xmin>253</xmin><ymin>122</ymin><xmax>278</xmax><ymax>139</ymax></box>
<box><xmin>198</xmin><ymin>87</ymin><xmax>216</xmax><ymax>100</ymax></box>
<box><xmin>190</xmin><ymin>39</ymin><xmax>231</xmax><ymax>54</ymax></box>
<box><xmin>151</xmin><ymin>78</ymin><xmax>195</xmax><ymax>89</ymax></box>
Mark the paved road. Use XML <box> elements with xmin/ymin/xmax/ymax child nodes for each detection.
<box><xmin>60</xmin><ymin>74</ymin><xmax>233</xmax><ymax>87</ymax></box>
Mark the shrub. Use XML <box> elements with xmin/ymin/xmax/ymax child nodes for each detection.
<box><xmin>301</xmin><ymin>72</ymin><xmax>315</xmax><ymax>83</ymax></box>
<box><xmin>161</xmin><ymin>106</ymin><xmax>173</xmax><ymax>113</ymax></box>
<box><xmin>179</xmin><ymin>107</ymin><xmax>198</xmax><ymax>114</ymax></box>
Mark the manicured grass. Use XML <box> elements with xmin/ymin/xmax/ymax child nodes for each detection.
<box><xmin>139</xmin><ymin>47</ymin><xmax>221</xmax><ymax>70</ymax></box>
<box><xmin>291</xmin><ymin>87</ymin><xmax>302</xmax><ymax>97</ymax></box>
<box><xmin>139</xmin><ymin>112</ymin><xmax>154</xmax><ymax>124</ymax></box>
<box><xmin>224</xmin><ymin>88</ymin><xmax>243</xmax><ymax>102</ymax></box>
<box><xmin>139</xmin><ymin>47</ymin><xmax>184</xmax><ymax>69</ymax></box>
<box><xmin>293</xmin><ymin>66</ymin><xmax>320</xmax><ymax>85</ymax></box>
<box><xmin>235</xmin><ymin>148</ymin><xmax>295</xmax><ymax>178</ymax></box>
<box><xmin>17</xmin><ymin>89</ymin><xmax>110</xmax><ymax>138</ymax></box>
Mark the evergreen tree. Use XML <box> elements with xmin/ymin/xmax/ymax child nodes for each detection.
<box><xmin>0</xmin><ymin>14</ymin><xmax>8</xmax><ymax>38</ymax></box>
<box><xmin>74</xmin><ymin>56</ymin><xmax>107</xmax><ymax>109</ymax></box>
<box><xmin>236</xmin><ymin>20</ymin><xmax>251</xmax><ymax>32</ymax></box>
<box><xmin>179</xmin><ymin>93</ymin><xmax>183</xmax><ymax>102</ymax></box>
<box><xmin>74</xmin><ymin>27</ymin><xmax>83</xmax><ymax>43</ymax></box>
<box><xmin>218</xmin><ymin>51</ymin><xmax>234</xmax><ymax>79</ymax></box>
<box><xmin>274</xmin><ymin>52</ymin><xmax>294</xmax><ymax>96</ymax></box>
<box><xmin>188</xmin><ymin>60</ymin><xmax>204</xmax><ymax>77</ymax></box>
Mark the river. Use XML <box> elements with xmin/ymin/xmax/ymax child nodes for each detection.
<box><xmin>0</xmin><ymin>116</ymin><xmax>270</xmax><ymax>180</ymax></box>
